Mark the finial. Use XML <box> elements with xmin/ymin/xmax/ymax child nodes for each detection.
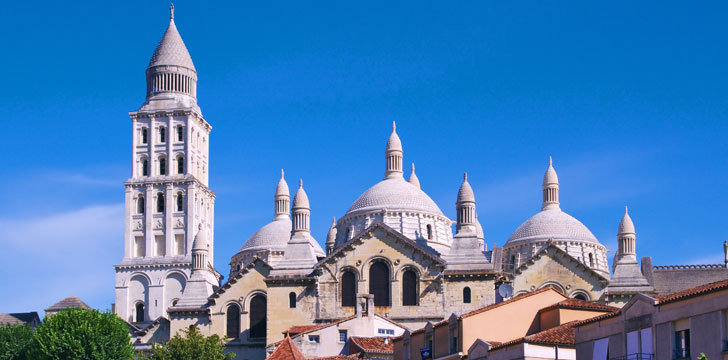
<box><xmin>170</xmin><ymin>3</ymin><xmax>175</xmax><ymax>20</ymax></box>
<box><xmin>332</xmin><ymin>216</ymin><xmax>336</xmax><ymax>225</ymax></box>
<box><xmin>549</xmin><ymin>156</ymin><xmax>553</xmax><ymax>166</ymax></box>
<box><xmin>464</xmin><ymin>172</ymin><xmax>468</xmax><ymax>181</ymax></box>
<box><xmin>411</xmin><ymin>163</ymin><xmax>415</xmax><ymax>173</ymax></box>
<box><xmin>280</xmin><ymin>169</ymin><xmax>285</xmax><ymax>178</ymax></box>
<box><xmin>392</xmin><ymin>121</ymin><xmax>396</xmax><ymax>131</ymax></box>
<box><xmin>299</xmin><ymin>179</ymin><xmax>303</xmax><ymax>187</ymax></box>
<box><xmin>624</xmin><ymin>205</ymin><xmax>629</xmax><ymax>215</ymax></box>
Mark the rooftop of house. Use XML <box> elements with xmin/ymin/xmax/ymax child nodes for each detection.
<box><xmin>350</xmin><ymin>336</ymin><xmax>394</xmax><ymax>354</ymax></box>
<box><xmin>45</xmin><ymin>296</ymin><xmax>91</xmax><ymax>312</ymax></box>
<box><xmin>0</xmin><ymin>312</ymin><xmax>40</xmax><ymax>326</ymax></box>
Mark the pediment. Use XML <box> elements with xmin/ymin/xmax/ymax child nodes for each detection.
<box><xmin>515</xmin><ymin>242</ymin><xmax>609</xmax><ymax>283</ymax></box>
<box><xmin>208</xmin><ymin>257</ymin><xmax>270</xmax><ymax>303</ymax></box>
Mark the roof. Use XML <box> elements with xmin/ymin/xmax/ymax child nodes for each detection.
<box><xmin>345</xmin><ymin>177</ymin><xmax>444</xmax><ymax>216</ymax></box>
<box><xmin>0</xmin><ymin>312</ymin><xmax>40</xmax><ymax>326</ymax></box>
<box><xmin>573</xmin><ymin>310</ymin><xmax>622</xmax><ymax>327</ymax></box>
<box><xmin>457</xmin><ymin>173</ymin><xmax>475</xmax><ymax>203</ymax></box>
<box><xmin>239</xmin><ymin>217</ymin><xmax>292</xmax><ymax>253</ymax></box>
<box><xmin>292</xmin><ymin>180</ymin><xmax>310</xmax><ymax>209</ymax></box>
<box><xmin>489</xmin><ymin>321</ymin><xmax>578</xmax><ymax>351</ymax></box>
<box><xmin>618</xmin><ymin>206</ymin><xmax>635</xmax><ymax>234</ymax></box>
<box><xmin>657</xmin><ymin>278</ymin><xmax>728</xmax><ymax>305</ymax></box>
<box><xmin>282</xmin><ymin>324</ymin><xmax>331</xmax><ymax>337</ymax></box>
<box><xmin>310</xmin><ymin>356</ymin><xmax>359</xmax><ymax>360</ymax></box>
<box><xmin>350</xmin><ymin>336</ymin><xmax>394</xmax><ymax>354</ymax></box>
<box><xmin>267</xmin><ymin>337</ymin><xmax>306</xmax><ymax>360</ymax></box>
<box><xmin>148</xmin><ymin>18</ymin><xmax>196</xmax><ymax>70</ymax></box>
<box><xmin>45</xmin><ymin>296</ymin><xmax>91</xmax><ymax>312</ymax></box>
<box><xmin>386</xmin><ymin>122</ymin><xmax>402</xmax><ymax>152</ymax></box>
<box><xmin>538</xmin><ymin>298</ymin><xmax>619</xmax><ymax>314</ymax></box>
<box><xmin>461</xmin><ymin>287</ymin><xmax>566</xmax><ymax>319</ymax></box>
<box><xmin>513</xmin><ymin>241</ymin><xmax>610</xmax><ymax>282</ymax></box>
<box><xmin>506</xmin><ymin>208</ymin><xmax>599</xmax><ymax>245</ymax></box>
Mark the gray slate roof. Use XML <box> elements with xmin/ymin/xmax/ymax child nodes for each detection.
<box><xmin>0</xmin><ymin>312</ymin><xmax>40</xmax><ymax>326</ymax></box>
<box><xmin>45</xmin><ymin>296</ymin><xmax>91</xmax><ymax>312</ymax></box>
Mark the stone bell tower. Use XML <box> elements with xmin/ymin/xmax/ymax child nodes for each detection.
<box><xmin>114</xmin><ymin>5</ymin><xmax>218</xmax><ymax>325</ymax></box>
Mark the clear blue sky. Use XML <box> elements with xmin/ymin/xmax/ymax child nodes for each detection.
<box><xmin>0</xmin><ymin>1</ymin><xmax>726</xmax><ymax>314</ymax></box>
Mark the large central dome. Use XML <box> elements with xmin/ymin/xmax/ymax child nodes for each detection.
<box><xmin>507</xmin><ymin>208</ymin><xmax>598</xmax><ymax>244</ymax></box>
<box><xmin>346</xmin><ymin>177</ymin><xmax>444</xmax><ymax>216</ymax></box>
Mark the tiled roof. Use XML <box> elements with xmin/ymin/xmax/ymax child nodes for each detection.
<box><xmin>489</xmin><ymin>321</ymin><xmax>578</xmax><ymax>351</ymax></box>
<box><xmin>283</xmin><ymin>324</ymin><xmax>331</xmax><ymax>337</ymax></box>
<box><xmin>657</xmin><ymin>278</ymin><xmax>728</xmax><ymax>305</ymax></box>
<box><xmin>573</xmin><ymin>310</ymin><xmax>622</xmax><ymax>327</ymax></box>
<box><xmin>267</xmin><ymin>337</ymin><xmax>306</xmax><ymax>360</ymax></box>
<box><xmin>0</xmin><ymin>312</ymin><xmax>40</xmax><ymax>326</ymax></box>
<box><xmin>310</xmin><ymin>355</ymin><xmax>359</xmax><ymax>360</ymax></box>
<box><xmin>350</xmin><ymin>336</ymin><xmax>394</xmax><ymax>354</ymax></box>
<box><xmin>538</xmin><ymin>298</ymin><xmax>619</xmax><ymax>313</ymax></box>
<box><xmin>462</xmin><ymin>287</ymin><xmax>565</xmax><ymax>319</ymax></box>
<box><xmin>45</xmin><ymin>296</ymin><xmax>91</xmax><ymax>312</ymax></box>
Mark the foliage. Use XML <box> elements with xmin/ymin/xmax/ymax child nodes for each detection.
<box><xmin>0</xmin><ymin>323</ymin><xmax>34</xmax><ymax>360</ymax></box>
<box><xmin>28</xmin><ymin>307</ymin><xmax>135</xmax><ymax>360</ymax></box>
<box><xmin>149</xmin><ymin>326</ymin><xmax>234</xmax><ymax>360</ymax></box>
<box><xmin>698</xmin><ymin>353</ymin><xmax>708</xmax><ymax>360</ymax></box>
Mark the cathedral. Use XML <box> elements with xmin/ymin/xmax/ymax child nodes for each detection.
<box><xmin>113</xmin><ymin>7</ymin><xmax>728</xmax><ymax>359</ymax></box>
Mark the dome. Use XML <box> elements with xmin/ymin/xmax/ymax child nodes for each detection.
<box><xmin>507</xmin><ymin>208</ymin><xmax>598</xmax><ymax>245</ymax></box>
<box><xmin>386</xmin><ymin>122</ymin><xmax>402</xmax><ymax>152</ymax></box>
<box><xmin>346</xmin><ymin>177</ymin><xmax>444</xmax><ymax>216</ymax></box>
<box><xmin>276</xmin><ymin>169</ymin><xmax>289</xmax><ymax>198</ymax></box>
<box><xmin>148</xmin><ymin>18</ymin><xmax>196</xmax><ymax>71</ymax></box>
<box><xmin>192</xmin><ymin>224</ymin><xmax>207</xmax><ymax>251</ymax></box>
<box><xmin>543</xmin><ymin>157</ymin><xmax>558</xmax><ymax>185</ymax></box>
<box><xmin>457</xmin><ymin>173</ymin><xmax>475</xmax><ymax>203</ymax></box>
<box><xmin>239</xmin><ymin>218</ymin><xmax>291</xmax><ymax>253</ymax></box>
<box><xmin>292</xmin><ymin>180</ymin><xmax>309</xmax><ymax>209</ymax></box>
<box><xmin>618</xmin><ymin>206</ymin><xmax>635</xmax><ymax>234</ymax></box>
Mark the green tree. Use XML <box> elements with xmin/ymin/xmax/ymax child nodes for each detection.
<box><xmin>149</xmin><ymin>326</ymin><xmax>234</xmax><ymax>360</ymax></box>
<box><xmin>0</xmin><ymin>323</ymin><xmax>33</xmax><ymax>360</ymax></box>
<box><xmin>28</xmin><ymin>307</ymin><xmax>135</xmax><ymax>360</ymax></box>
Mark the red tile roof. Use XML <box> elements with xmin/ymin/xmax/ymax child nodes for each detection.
<box><xmin>461</xmin><ymin>287</ymin><xmax>566</xmax><ymax>319</ymax></box>
<box><xmin>573</xmin><ymin>310</ymin><xmax>622</xmax><ymax>327</ymax></box>
<box><xmin>538</xmin><ymin>298</ymin><xmax>619</xmax><ymax>313</ymax></box>
<box><xmin>309</xmin><ymin>355</ymin><xmax>359</xmax><ymax>360</ymax></box>
<box><xmin>267</xmin><ymin>337</ymin><xmax>306</xmax><ymax>360</ymax></box>
<box><xmin>657</xmin><ymin>278</ymin><xmax>728</xmax><ymax>305</ymax></box>
<box><xmin>489</xmin><ymin>321</ymin><xmax>579</xmax><ymax>351</ymax></box>
<box><xmin>350</xmin><ymin>336</ymin><xmax>394</xmax><ymax>354</ymax></box>
<box><xmin>282</xmin><ymin>324</ymin><xmax>330</xmax><ymax>337</ymax></box>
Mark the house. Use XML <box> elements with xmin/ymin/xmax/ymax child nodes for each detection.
<box><xmin>44</xmin><ymin>296</ymin><xmax>91</xmax><ymax>316</ymax></box>
<box><xmin>0</xmin><ymin>312</ymin><xmax>41</xmax><ymax>329</ymax></box>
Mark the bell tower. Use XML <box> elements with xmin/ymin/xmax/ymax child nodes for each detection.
<box><xmin>114</xmin><ymin>5</ymin><xmax>218</xmax><ymax>325</ymax></box>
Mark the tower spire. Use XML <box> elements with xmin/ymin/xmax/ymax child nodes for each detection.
<box><xmin>542</xmin><ymin>156</ymin><xmax>560</xmax><ymax>210</ymax></box>
<box><xmin>291</xmin><ymin>179</ymin><xmax>310</xmax><ymax>234</ymax></box>
<box><xmin>384</xmin><ymin>122</ymin><xmax>403</xmax><ymax>179</ymax></box>
<box><xmin>326</xmin><ymin>217</ymin><xmax>337</xmax><ymax>255</ymax></box>
<box><xmin>274</xmin><ymin>169</ymin><xmax>290</xmax><ymax>218</ymax></box>
<box><xmin>456</xmin><ymin>172</ymin><xmax>476</xmax><ymax>234</ymax></box>
<box><xmin>170</xmin><ymin>3</ymin><xmax>175</xmax><ymax>19</ymax></box>
<box><xmin>408</xmin><ymin>163</ymin><xmax>420</xmax><ymax>188</ymax></box>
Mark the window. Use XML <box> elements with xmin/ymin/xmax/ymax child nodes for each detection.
<box><xmin>174</xmin><ymin>234</ymin><xmax>184</xmax><ymax>256</ymax></box>
<box><xmin>135</xmin><ymin>236</ymin><xmax>145</xmax><ymax>258</ymax></box>
<box><xmin>378</xmin><ymin>328</ymin><xmax>395</xmax><ymax>335</ymax></box>
<box><xmin>226</xmin><ymin>304</ymin><xmax>240</xmax><ymax>339</ymax></box>
<box><xmin>511</xmin><ymin>255</ymin><xmax>516</xmax><ymax>270</ymax></box>
<box><xmin>249</xmin><ymin>295</ymin><xmax>266</xmax><ymax>339</ymax></box>
<box><xmin>176</xmin><ymin>192</ymin><xmax>184</xmax><ymax>212</ymax></box>
<box><xmin>592</xmin><ymin>337</ymin><xmax>609</xmax><ymax>360</ymax></box>
<box><xmin>589</xmin><ymin>253</ymin><xmax>594</xmax><ymax>267</ymax></box>
<box><xmin>135</xmin><ymin>303</ymin><xmax>144</xmax><ymax>323</ymax></box>
<box><xmin>289</xmin><ymin>292</ymin><xmax>296</xmax><ymax>308</ymax></box>
<box><xmin>177</xmin><ymin>155</ymin><xmax>184</xmax><ymax>174</ymax></box>
<box><xmin>177</xmin><ymin>126</ymin><xmax>184</xmax><ymax>142</ymax></box>
<box><xmin>402</xmin><ymin>269</ymin><xmax>418</xmax><ymax>306</ymax></box>
<box><xmin>341</xmin><ymin>270</ymin><xmax>357</xmax><ymax>307</ymax></box>
<box><xmin>141</xmin><ymin>159</ymin><xmax>149</xmax><ymax>176</ymax></box>
<box><xmin>156</xmin><ymin>193</ymin><xmax>165</xmax><ymax>212</ymax></box>
<box><xmin>155</xmin><ymin>235</ymin><xmax>165</xmax><ymax>257</ymax></box>
<box><xmin>308</xmin><ymin>335</ymin><xmax>320</xmax><ymax>343</ymax></box>
<box><xmin>369</xmin><ymin>261</ymin><xmax>391</xmax><ymax>306</ymax></box>
<box><xmin>137</xmin><ymin>196</ymin><xmax>145</xmax><ymax>214</ymax></box>
<box><xmin>159</xmin><ymin>127</ymin><xmax>166</xmax><ymax>143</ymax></box>
<box><xmin>426</xmin><ymin>224</ymin><xmax>433</xmax><ymax>240</ymax></box>
<box><xmin>463</xmin><ymin>287</ymin><xmax>471</xmax><ymax>303</ymax></box>
<box><xmin>675</xmin><ymin>329</ymin><xmax>690</xmax><ymax>359</ymax></box>
<box><xmin>574</xmin><ymin>293</ymin><xmax>588</xmax><ymax>300</ymax></box>
<box><xmin>159</xmin><ymin>157</ymin><xmax>167</xmax><ymax>175</ymax></box>
<box><xmin>141</xmin><ymin>128</ymin><xmax>148</xmax><ymax>144</ymax></box>
<box><xmin>338</xmin><ymin>330</ymin><xmax>348</xmax><ymax>343</ymax></box>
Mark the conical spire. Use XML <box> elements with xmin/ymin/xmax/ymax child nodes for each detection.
<box><xmin>384</xmin><ymin>122</ymin><xmax>404</xmax><ymax>179</ymax></box>
<box><xmin>541</xmin><ymin>157</ymin><xmax>560</xmax><ymax>210</ymax></box>
<box><xmin>291</xmin><ymin>180</ymin><xmax>311</xmax><ymax>234</ymax></box>
<box><xmin>275</xmin><ymin>169</ymin><xmax>290</xmax><ymax>218</ymax></box>
<box><xmin>408</xmin><ymin>163</ymin><xmax>420</xmax><ymax>188</ymax></box>
<box><xmin>618</xmin><ymin>206</ymin><xmax>635</xmax><ymax>235</ymax></box>
<box><xmin>292</xmin><ymin>179</ymin><xmax>309</xmax><ymax>209</ymax></box>
<box><xmin>456</xmin><ymin>173</ymin><xmax>477</xmax><ymax>234</ymax></box>
<box><xmin>148</xmin><ymin>5</ymin><xmax>195</xmax><ymax>71</ymax></box>
<box><xmin>457</xmin><ymin>172</ymin><xmax>475</xmax><ymax>203</ymax></box>
<box><xmin>326</xmin><ymin>217</ymin><xmax>337</xmax><ymax>255</ymax></box>
<box><xmin>191</xmin><ymin>223</ymin><xmax>208</xmax><ymax>270</ymax></box>
<box><xmin>617</xmin><ymin>206</ymin><xmax>636</xmax><ymax>257</ymax></box>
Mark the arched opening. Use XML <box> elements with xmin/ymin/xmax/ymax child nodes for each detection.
<box><xmin>574</xmin><ymin>294</ymin><xmax>587</xmax><ymax>301</ymax></box>
<box><xmin>249</xmin><ymin>295</ymin><xmax>266</xmax><ymax>339</ymax></box>
<box><xmin>135</xmin><ymin>302</ymin><xmax>144</xmax><ymax>323</ymax></box>
<box><xmin>369</xmin><ymin>261</ymin><xmax>391</xmax><ymax>307</ymax></box>
<box><xmin>226</xmin><ymin>304</ymin><xmax>240</xmax><ymax>339</ymax></box>
<box><xmin>177</xmin><ymin>155</ymin><xmax>184</xmax><ymax>174</ymax></box>
<box><xmin>402</xmin><ymin>269</ymin><xmax>418</xmax><ymax>306</ymax></box>
<box><xmin>159</xmin><ymin>126</ymin><xmax>166</xmax><ymax>143</ymax></box>
<box><xmin>176</xmin><ymin>192</ymin><xmax>184</xmax><ymax>212</ymax></box>
<box><xmin>426</xmin><ymin>224</ymin><xmax>433</xmax><ymax>240</ymax></box>
<box><xmin>141</xmin><ymin>159</ymin><xmax>149</xmax><ymax>176</ymax></box>
<box><xmin>159</xmin><ymin>157</ymin><xmax>167</xmax><ymax>175</ymax></box>
<box><xmin>463</xmin><ymin>287</ymin><xmax>472</xmax><ymax>303</ymax></box>
<box><xmin>177</xmin><ymin>126</ymin><xmax>184</xmax><ymax>142</ymax></box>
<box><xmin>137</xmin><ymin>196</ymin><xmax>145</xmax><ymax>214</ymax></box>
<box><xmin>156</xmin><ymin>192</ymin><xmax>165</xmax><ymax>213</ymax></box>
<box><xmin>289</xmin><ymin>292</ymin><xmax>296</xmax><ymax>309</ymax></box>
<box><xmin>589</xmin><ymin>253</ymin><xmax>594</xmax><ymax>268</ymax></box>
<box><xmin>341</xmin><ymin>270</ymin><xmax>357</xmax><ymax>307</ymax></box>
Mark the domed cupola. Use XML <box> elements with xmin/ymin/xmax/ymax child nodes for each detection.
<box><xmin>141</xmin><ymin>4</ymin><xmax>199</xmax><ymax>111</ymax></box>
<box><xmin>503</xmin><ymin>158</ymin><xmax>609</xmax><ymax>276</ymax></box>
<box><xmin>336</xmin><ymin>123</ymin><xmax>454</xmax><ymax>254</ymax></box>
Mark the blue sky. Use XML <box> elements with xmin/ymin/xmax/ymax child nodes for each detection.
<box><xmin>0</xmin><ymin>1</ymin><xmax>726</xmax><ymax>314</ymax></box>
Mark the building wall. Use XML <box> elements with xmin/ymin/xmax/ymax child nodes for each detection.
<box><xmin>512</xmin><ymin>251</ymin><xmax>605</xmax><ymax>301</ymax></box>
<box><xmin>266</xmin><ymin>282</ymin><xmax>317</xmax><ymax>345</ymax></box>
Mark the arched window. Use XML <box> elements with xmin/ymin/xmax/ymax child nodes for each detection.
<box><xmin>249</xmin><ymin>295</ymin><xmax>266</xmax><ymax>339</ymax></box>
<box><xmin>137</xmin><ymin>196</ymin><xmax>145</xmax><ymax>214</ymax></box>
<box><xmin>156</xmin><ymin>193</ymin><xmax>165</xmax><ymax>213</ymax></box>
<box><xmin>402</xmin><ymin>270</ymin><xmax>418</xmax><ymax>306</ymax></box>
<box><xmin>289</xmin><ymin>292</ymin><xmax>296</xmax><ymax>309</ymax></box>
<box><xmin>226</xmin><ymin>304</ymin><xmax>240</xmax><ymax>339</ymax></box>
<box><xmin>141</xmin><ymin>159</ymin><xmax>149</xmax><ymax>176</ymax></box>
<box><xmin>159</xmin><ymin>157</ymin><xmax>167</xmax><ymax>175</ymax></box>
<box><xmin>135</xmin><ymin>303</ymin><xmax>144</xmax><ymax>323</ymax></box>
<box><xmin>574</xmin><ymin>294</ymin><xmax>587</xmax><ymax>301</ymax></box>
<box><xmin>177</xmin><ymin>126</ymin><xmax>184</xmax><ymax>142</ymax></box>
<box><xmin>176</xmin><ymin>192</ymin><xmax>184</xmax><ymax>212</ymax></box>
<box><xmin>463</xmin><ymin>287</ymin><xmax>471</xmax><ymax>303</ymax></box>
<box><xmin>369</xmin><ymin>261</ymin><xmax>391</xmax><ymax>307</ymax></box>
<box><xmin>426</xmin><ymin>224</ymin><xmax>433</xmax><ymax>240</ymax></box>
<box><xmin>589</xmin><ymin>253</ymin><xmax>594</xmax><ymax>268</ymax></box>
<box><xmin>341</xmin><ymin>271</ymin><xmax>356</xmax><ymax>307</ymax></box>
<box><xmin>141</xmin><ymin>128</ymin><xmax>148</xmax><ymax>144</ymax></box>
<box><xmin>177</xmin><ymin>155</ymin><xmax>184</xmax><ymax>174</ymax></box>
<box><xmin>511</xmin><ymin>255</ymin><xmax>516</xmax><ymax>270</ymax></box>
<box><xmin>159</xmin><ymin>126</ymin><xmax>166</xmax><ymax>143</ymax></box>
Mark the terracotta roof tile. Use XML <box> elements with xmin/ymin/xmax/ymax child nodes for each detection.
<box><xmin>538</xmin><ymin>298</ymin><xmax>619</xmax><ymax>313</ymax></box>
<box><xmin>350</xmin><ymin>336</ymin><xmax>394</xmax><ymax>354</ymax></box>
<box><xmin>490</xmin><ymin>321</ymin><xmax>578</xmax><ymax>351</ymax></box>
<box><xmin>573</xmin><ymin>310</ymin><xmax>622</xmax><ymax>327</ymax></box>
<box><xmin>283</xmin><ymin>324</ymin><xmax>329</xmax><ymax>337</ymax></box>
<box><xmin>267</xmin><ymin>337</ymin><xmax>306</xmax><ymax>360</ymax></box>
<box><xmin>309</xmin><ymin>355</ymin><xmax>359</xmax><ymax>360</ymax></box>
<box><xmin>657</xmin><ymin>278</ymin><xmax>728</xmax><ymax>305</ymax></box>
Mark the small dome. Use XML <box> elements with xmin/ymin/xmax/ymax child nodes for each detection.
<box><xmin>618</xmin><ymin>206</ymin><xmax>635</xmax><ymax>234</ymax></box>
<box><xmin>475</xmin><ymin>218</ymin><xmax>484</xmax><ymax>239</ymax></box>
<box><xmin>543</xmin><ymin>157</ymin><xmax>558</xmax><ymax>185</ymax></box>
<box><xmin>148</xmin><ymin>18</ymin><xmax>196</xmax><ymax>71</ymax></box>
<box><xmin>457</xmin><ymin>173</ymin><xmax>475</xmax><ymax>203</ymax></box>
<box><xmin>239</xmin><ymin>218</ymin><xmax>292</xmax><ymax>253</ymax></box>
<box><xmin>386</xmin><ymin>122</ymin><xmax>402</xmax><ymax>152</ymax></box>
<box><xmin>292</xmin><ymin>179</ymin><xmax>309</xmax><ymax>209</ymax></box>
<box><xmin>192</xmin><ymin>225</ymin><xmax>207</xmax><ymax>251</ymax></box>
<box><xmin>346</xmin><ymin>177</ymin><xmax>444</xmax><ymax>216</ymax></box>
<box><xmin>408</xmin><ymin>163</ymin><xmax>420</xmax><ymax>188</ymax></box>
<box><xmin>507</xmin><ymin>208</ymin><xmax>598</xmax><ymax>245</ymax></box>
<box><xmin>326</xmin><ymin>217</ymin><xmax>337</xmax><ymax>245</ymax></box>
<box><xmin>276</xmin><ymin>169</ymin><xmax>289</xmax><ymax>198</ymax></box>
